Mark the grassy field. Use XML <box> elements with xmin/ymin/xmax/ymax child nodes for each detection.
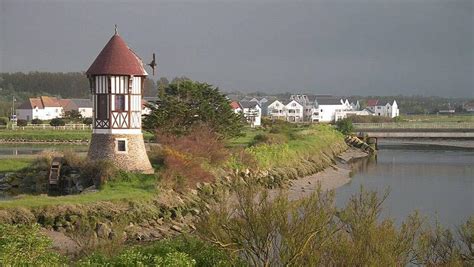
<box><xmin>0</xmin><ymin>158</ymin><xmax>34</xmax><ymax>172</ymax></box>
<box><xmin>227</xmin><ymin>127</ymin><xmax>265</xmax><ymax>147</ymax></box>
<box><xmin>0</xmin><ymin>173</ymin><xmax>157</xmax><ymax>208</ymax></box>
<box><xmin>0</xmin><ymin>129</ymin><xmax>154</xmax><ymax>142</ymax></box>
<box><xmin>401</xmin><ymin>114</ymin><xmax>474</xmax><ymax>122</ymax></box>
<box><xmin>247</xmin><ymin>125</ymin><xmax>345</xmax><ymax>169</ymax></box>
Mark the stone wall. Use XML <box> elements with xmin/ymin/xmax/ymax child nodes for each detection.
<box><xmin>87</xmin><ymin>133</ymin><xmax>154</xmax><ymax>174</ymax></box>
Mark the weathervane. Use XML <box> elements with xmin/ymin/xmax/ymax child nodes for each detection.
<box><xmin>148</xmin><ymin>53</ymin><xmax>157</xmax><ymax>76</ymax></box>
<box><xmin>114</xmin><ymin>24</ymin><xmax>118</xmax><ymax>35</ymax></box>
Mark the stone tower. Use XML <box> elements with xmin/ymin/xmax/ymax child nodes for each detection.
<box><xmin>85</xmin><ymin>30</ymin><xmax>153</xmax><ymax>174</ymax></box>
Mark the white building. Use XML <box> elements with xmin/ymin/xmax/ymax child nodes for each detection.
<box><xmin>17</xmin><ymin>96</ymin><xmax>64</xmax><ymax>121</ymax></box>
<box><xmin>366</xmin><ymin>99</ymin><xmax>399</xmax><ymax>118</ymax></box>
<box><xmin>239</xmin><ymin>101</ymin><xmax>262</xmax><ymax>127</ymax></box>
<box><xmin>285</xmin><ymin>100</ymin><xmax>304</xmax><ymax>123</ymax></box>
<box><xmin>267</xmin><ymin>100</ymin><xmax>286</xmax><ymax>120</ymax></box>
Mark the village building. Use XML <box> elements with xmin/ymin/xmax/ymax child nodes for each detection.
<box><xmin>285</xmin><ymin>99</ymin><xmax>304</xmax><ymax>123</ymax></box>
<box><xmin>16</xmin><ymin>97</ymin><xmax>93</xmax><ymax>121</ymax></box>
<box><xmin>267</xmin><ymin>100</ymin><xmax>286</xmax><ymax>120</ymax></box>
<box><xmin>17</xmin><ymin>96</ymin><xmax>64</xmax><ymax>121</ymax></box>
<box><xmin>313</xmin><ymin>97</ymin><xmax>346</xmax><ymax>122</ymax></box>
<box><xmin>85</xmin><ymin>29</ymin><xmax>153</xmax><ymax>174</ymax></box>
<box><xmin>230</xmin><ymin>101</ymin><xmax>242</xmax><ymax>114</ymax></box>
<box><xmin>366</xmin><ymin>99</ymin><xmax>399</xmax><ymax>118</ymax></box>
<box><xmin>239</xmin><ymin>101</ymin><xmax>262</xmax><ymax>127</ymax></box>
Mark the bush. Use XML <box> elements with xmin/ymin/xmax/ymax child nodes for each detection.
<box><xmin>347</xmin><ymin>115</ymin><xmax>393</xmax><ymax>123</ymax></box>
<box><xmin>80</xmin><ymin>160</ymin><xmax>118</xmax><ymax>187</ymax></box>
<box><xmin>0</xmin><ymin>224</ymin><xmax>64</xmax><ymax>266</ymax></box>
<box><xmin>336</xmin><ymin>118</ymin><xmax>354</xmax><ymax>135</ymax></box>
<box><xmin>0</xmin><ymin>117</ymin><xmax>7</xmax><ymax>126</ymax></box>
<box><xmin>158</xmin><ymin>124</ymin><xmax>229</xmax><ymax>192</ymax></box>
<box><xmin>77</xmin><ymin>235</ymin><xmax>238</xmax><ymax>266</ymax></box>
<box><xmin>82</xmin><ymin>117</ymin><xmax>93</xmax><ymax>125</ymax></box>
<box><xmin>49</xmin><ymin>118</ymin><xmax>65</xmax><ymax>126</ymax></box>
<box><xmin>16</xmin><ymin>119</ymin><xmax>27</xmax><ymax>127</ymax></box>
<box><xmin>31</xmin><ymin>118</ymin><xmax>43</xmax><ymax>125</ymax></box>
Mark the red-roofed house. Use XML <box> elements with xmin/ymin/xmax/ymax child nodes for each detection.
<box><xmin>17</xmin><ymin>96</ymin><xmax>63</xmax><ymax>121</ymax></box>
<box><xmin>230</xmin><ymin>101</ymin><xmax>242</xmax><ymax>113</ymax></box>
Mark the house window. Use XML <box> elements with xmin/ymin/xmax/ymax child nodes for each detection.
<box><xmin>115</xmin><ymin>95</ymin><xmax>125</xmax><ymax>111</ymax></box>
<box><xmin>320</xmin><ymin>109</ymin><xmax>323</xmax><ymax>112</ymax></box>
<box><xmin>97</xmin><ymin>94</ymin><xmax>108</xmax><ymax>120</ymax></box>
<box><xmin>116</xmin><ymin>139</ymin><xmax>127</xmax><ymax>153</ymax></box>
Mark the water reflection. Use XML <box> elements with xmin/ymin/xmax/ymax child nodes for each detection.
<box><xmin>337</xmin><ymin>141</ymin><xmax>474</xmax><ymax>227</ymax></box>
<box><xmin>0</xmin><ymin>143</ymin><xmax>88</xmax><ymax>158</ymax></box>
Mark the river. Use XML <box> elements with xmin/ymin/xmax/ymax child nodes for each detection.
<box><xmin>336</xmin><ymin>140</ymin><xmax>474</xmax><ymax>227</ymax></box>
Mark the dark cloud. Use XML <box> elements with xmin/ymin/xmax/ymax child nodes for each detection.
<box><xmin>1</xmin><ymin>0</ymin><xmax>472</xmax><ymax>97</ymax></box>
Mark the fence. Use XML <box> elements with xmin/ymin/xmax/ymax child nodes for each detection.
<box><xmin>0</xmin><ymin>124</ymin><xmax>93</xmax><ymax>130</ymax></box>
<box><xmin>353</xmin><ymin>122</ymin><xmax>474</xmax><ymax>130</ymax></box>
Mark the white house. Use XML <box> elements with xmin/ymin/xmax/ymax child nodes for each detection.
<box><xmin>285</xmin><ymin>100</ymin><xmax>304</xmax><ymax>123</ymax></box>
<box><xmin>267</xmin><ymin>100</ymin><xmax>286</xmax><ymax>120</ymax></box>
<box><xmin>314</xmin><ymin>97</ymin><xmax>346</xmax><ymax>122</ymax></box>
<box><xmin>239</xmin><ymin>101</ymin><xmax>261</xmax><ymax>127</ymax></box>
<box><xmin>366</xmin><ymin>99</ymin><xmax>399</xmax><ymax>118</ymax></box>
<box><xmin>17</xmin><ymin>96</ymin><xmax>64</xmax><ymax>121</ymax></box>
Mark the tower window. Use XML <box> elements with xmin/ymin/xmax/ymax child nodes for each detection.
<box><xmin>115</xmin><ymin>95</ymin><xmax>125</xmax><ymax>111</ymax></box>
<box><xmin>116</xmin><ymin>139</ymin><xmax>127</xmax><ymax>152</ymax></box>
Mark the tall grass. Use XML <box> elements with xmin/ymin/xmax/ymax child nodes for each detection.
<box><xmin>247</xmin><ymin>125</ymin><xmax>346</xmax><ymax>169</ymax></box>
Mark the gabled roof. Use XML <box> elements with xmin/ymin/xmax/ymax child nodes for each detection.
<box><xmin>316</xmin><ymin>97</ymin><xmax>343</xmax><ymax>105</ymax></box>
<box><xmin>230</xmin><ymin>101</ymin><xmax>241</xmax><ymax>110</ymax></box>
<box><xmin>239</xmin><ymin>101</ymin><xmax>260</xmax><ymax>109</ymax></box>
<box><xmin>366</xmin><ymin>99</ymin><xmax>379</xmax><ymax>106</ymax></box>
<box><xmin>86</xmin><ymin>33</ymin><xmax>148</xmax><ymax>76</ymax></box>
<box><xmin>18</xmin><ymin>96</ymin><xmax>62</xmax><ymax>109</ymax></box>
<box><xmin>70</xmin><ymin>99</ymin><xmax>93</xmax><ymax>108</ymax></box>
<box><xmin>60</xmin><ymin>99</ymin><xmax>77</xmax><ymax>111</ymax></box>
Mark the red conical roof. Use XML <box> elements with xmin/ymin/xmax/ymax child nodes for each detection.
<box><xmin>86</xmin><ymin>34</ymin><xmax>148</xmax><ymax>76</ymax></box>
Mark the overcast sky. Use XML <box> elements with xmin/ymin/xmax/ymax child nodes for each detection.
<box><xmin>0</xmin><ymin>0</ymin><xmax>472</xmax><ymax>97</ymax></box>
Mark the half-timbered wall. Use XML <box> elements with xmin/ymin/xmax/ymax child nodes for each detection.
<box><xmin>92</xmin><ymin>75</ymin><xmax>144</xmax><ymax>131</ymax></box>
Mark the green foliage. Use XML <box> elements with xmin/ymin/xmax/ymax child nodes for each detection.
<box><xmin>31</xmin><ymin>118</ymin><xmax>43</xmax><ymax>125</ymax></box>
<box><xmin>0</xmin><ymin>224</ymin><xmax>63</xmax><ymax>266</ymax></box>
<box><xmin>0</xmin><ymin>72</ymin><xmax>89</xmax><ymax>99</ymax></box>
<box><xmin>0</xmin><ymin>117</ymin><xmax>7</xmax><ymax>126</ymax></box>
<box><xmin>50</xmin><ymin>118</ymin><xmax>66</xmax><ymax>126</ymax></box>
<box><xmin>63</xmin><ymin>110</ymin><xmax>83</xmax><ymax>122</ymax></box>
<box><xmin>143</xmin><ymin>80</ymin><xmax>244</xmax><ymax>138</ymax></box>
<box><xmin>77</xmin><ymin>236</ymin><xmax>237</xmax><ymax>267</ymax></box>
<box><xmin>198</xmin><ymin>185</ymin><xmax>473</xmax><ymax>266</ymax></box>
<box><xmin>336</xmin><ymin>118</ymin><xmax>354</xmax><ymax>134</ymax></box>
<box><xmin>347</xmin><ymin>115</ymin><xmax>393</xmax><ymax>123</ymax></box>
<box><xmin>82</xmin><ymin>117</ymin><xmax>92</xmax><ymax>125</ymax></box>
<box><xmin>16</xmin><ymin>119</ymin><xmax>27</xmax><ymax>126</ymax></box>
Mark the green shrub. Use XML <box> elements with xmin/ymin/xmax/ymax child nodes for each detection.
<box><xmin>16</xmin><ymin>119</ymin><xmax>28</xmax><ymax>126</ymax></box>
<box><xmin>31</xmin><ymin>118</ymin><xmax>43</xmax><ymax>125</ymax></box>
<box><xmin>0</xmin><ymin>224</ymin><xmax>64</xmax><ymax>266</ymax></box>
<box><xmin>77</xmin><ymin>236</ymin><xmax>236</xmax><ymax>266</ymax></box>
<box><xmin>82</xmin><ymin>117</ymin><xmax>93</xmax><ymax>125</ymax></box>
<box><xmin>336</xmin><ymin>118</ymin><xmax>354</xmax><ymax>135</ymax></box>
<box><xmin>50</xmin><ymin>118</ymin><xmax>65</xmax><ymax>126</ymax></box>
<box><xmin>0</xmin><ymin>117</ymin><xmax>7</xmax><ymax>126</ymax></box>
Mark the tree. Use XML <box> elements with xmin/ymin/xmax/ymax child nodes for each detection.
<box><xmin>63</xmin><ymin>110</ymin><xmax>82</xmax><ymax>122</ymax></box>
<box><xmin>142</xmin><ymin>80</ymin><xmax>244</xmax><ymax>138</ymax></box>
<box><xmin>157</xmin><ymin>77</ymin><xmax>169</xmax><ymax>99</ymax></box>
<box><xmin>142</xmin><ymin>78</ymin><xmax>156</xmax><ymax>97</ymax></box>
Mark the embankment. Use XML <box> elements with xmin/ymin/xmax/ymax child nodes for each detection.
<box><xmin>0</xmin><ymin>125</ymin><xmax>361</xmax><ymax>256</ymax></box>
